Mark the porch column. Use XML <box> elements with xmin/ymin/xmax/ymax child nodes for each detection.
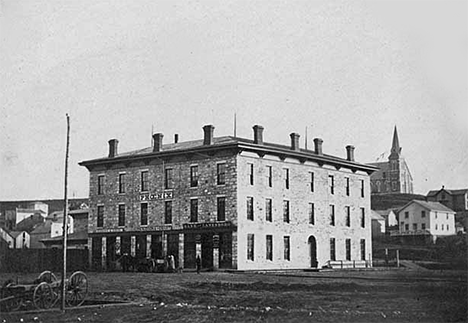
<box><xmin>87</xmin><ymin>237</ymin><xmax>92</xmax><ymax>269</ymax></box>
<box><xmin>146</xmin><ymin>235</ymin><xmax>152</xmax><ymax>257</ymax></box>
<box><xmin>195</xmin><ymin>234</ymin><xmax>201</xmax><ymax>258</ymax></box>
<box><xmin>213</xmin><ymin>234</ymin><xmax>219</xmax><ymax>270</ymax></box>
<box><xmin>130</xmin><ymin>236</ymin><xmax>136</xmax><ymax>257</ymax></box>
<box><xmin>115</xmin><ymin>236</ymin><xmax>121</xmax><ymax>256</ymax></box>
<box><xmin>231</xmin><ymin>231</ymin><xmax>238</xmax><ymax>269</ymax></box>
<box><xmin>178</xmin><ymin>233</ymin><xmax>184</xmax><ymax>269</ymax></box>
<box><xmin>101</xmin><ymin>236</ymin><xmax>107</xmax><ymax>271</ymax></box>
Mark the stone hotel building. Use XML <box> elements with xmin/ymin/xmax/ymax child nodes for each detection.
<box><xmin>79</xmin><ymin>125</ymin><xmax>377</xmax><ymax>271</ymax></box>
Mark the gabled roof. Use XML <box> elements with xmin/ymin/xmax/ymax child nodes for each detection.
<box><xmin>374</xmin><ymin>209</ymin><xmax>396</xmax><ymax>216</ymax></box>
<box><xmin>15</xmin><ymin>214</ymin><xmax>45</xmax><ymax>233</ymax></box>
<box><xmin>79</xmin><ymin>135</ymin><xmax>378</xmax><ymax>174</ymax></box>
<box><xmin>30</xmin><ymin>222</ymin><xmax>52</xmax><ymax>235</ymax></box>
<box><xmin>427</xmin><ymin>188</ymin><xmax>468</xmax><ymax>197</ymax></box>
<box><xmin>16</xmin><ymin>209</ymin><xmax>46</xmax><ymax>214</ymax></box>
<box><xmin>40</xmin><ymin>231</ymin><xmax>88</xmax><ymax>244</ymax></box>
<box><xmin>9</xmin><ymin>231</ymin><xmax>27</xmax><ymax>238</ymax></box>
<box><xmin>399</xmin><ymin>200</ymin><xmax>455</xmax><ymax>213</ymax></box>
<box><xmin>370</xmin><ymin>210</ymin><xmax>385</xmax><ymax>221</ymax></box>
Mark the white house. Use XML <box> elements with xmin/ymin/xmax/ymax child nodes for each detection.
<box><xmin>397</xmin><ymin>200</ymin><xmax>456</xmax><ymax>242</ymax></box>
<box><xmin>0</xmin><ymin>227</ymin><xmax>30</xmax><ymax>248</ymax></box>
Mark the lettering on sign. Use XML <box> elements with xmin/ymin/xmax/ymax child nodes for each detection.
<box><xmin>140</xmin><ymin>191</ymin><xmax>173</xmax><ymax>201</ymax></box>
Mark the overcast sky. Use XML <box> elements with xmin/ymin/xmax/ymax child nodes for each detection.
<box><xmin>0</xmin><ymin>0</ymin><xmax>466</xmax><ymax>200</ymax></box>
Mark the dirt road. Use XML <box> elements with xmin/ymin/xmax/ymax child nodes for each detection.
<box><xmin>1</xmin><ymin>269</ymin><xmax>466</xmax><ymax>322</ymax></box>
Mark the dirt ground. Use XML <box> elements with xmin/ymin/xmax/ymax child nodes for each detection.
<box><xmin>1</xmin><ymin>268</ymin><xmax>466</xmax><ymax>322</ymax></box>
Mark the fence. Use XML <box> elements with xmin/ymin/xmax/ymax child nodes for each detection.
<box><xmin>0</xmin><ymin>248</ymin><xmax>89</xmax><ymax>273</ymax></box>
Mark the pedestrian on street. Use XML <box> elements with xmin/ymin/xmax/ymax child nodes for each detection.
<box><xmin>196</xmin><ymin>255</ymin><xmax>201</xmax><ymax>274</ymax></box>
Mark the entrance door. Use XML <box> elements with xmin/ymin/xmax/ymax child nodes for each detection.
<box><xmin>201</xmin><ymin>233</ymin><xmax>213</xmax><ymax>269</ymax></box>
<box><xmin>308</xmin><ymin>236</ymin><xmax>318</xmax><ymax>268</ymax></box>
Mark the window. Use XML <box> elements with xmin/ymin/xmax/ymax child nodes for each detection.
<box><xmin>421</xmin><ymin>211</ymin><xmax>426</xmax><ymax>218</ymax></box>
<box><xmin>266</xmin><ymin>166</ymin><xmax>273</xmax><ymax>187</ymax></box>
<box><xmin>308</xmin><ymin>203</ymin><xmax>315</xmax><ymax>225</ymax></box>
<box><xmin>266</xmin><ymin>235</ymin><xmax>273</xmax><ymax>261</ymax></box>
<box><xmin>248</xmin><ymin>163</ymin><xmax>254</xmax><ymax>185</ymax></box>
<box><xmin>265</xmin><ymin>199</ymin><xmax>272</xmax><ymax>222</ymax></box>
<box><xmin>284</xmin><ymin>236</ymin><xmax>290</xmax><ymax>260</ymax></box>
<box><xmin>190</xmin><ymin>199</ymin><xmax>198</xmax><ymax>222</ymax></box>
<box><xmin>97</xmin><ymin>205</ymin><xmax>104</xmax><ymax>227</ymax></box>
<box><xmin>447</xmin><ymin>225</ymin><xmax>449</xmax><ymax>231</ymax></box>
<box><xmin>118</xmin><ymin>174</ymin><xmax>126</xmax><ymax>194</ymax></box>
<box><xmin>118</xmin><ymin>204</ymin><xmax>125</xmax><ymax>227</ymax></box>
<box><xmin>435</xmin><ymin>212</ymin><xmax>438</xmax><ymax>219</ymax></box>
<box><xmin>190</xmin><ymin>165</ymin><xmax>198</xmax><ymax>187</ymax></box>
<box><xmin>400</xmin><ymin>221</ymin><xmax>404</xmax><ymax>228</ymax></box>
<box><xmin>284</xmin><ymin>169</ymin><xmax>289</xmax><ymax>189</ymax></box>
<box><xmin>345</xmin><ymin>239</ymin><xmax>351</xmax><ymax>260</ymax></box>
<box><xmin>97</xmin><ymin>175</ymin><xmax>104</xmax><ymax>195</ymax></box>
<box><xmin>310</xmin><ymin>172</ymin><xmax>314</xmax><ymax>192</ymax></box>
<box><xmin>329</xmin><ymin>204</ymin><xmax>335</xmax><ymax>226</ymax></box>
<box><xmin>165</xmin><ymin>168</ymin><xmax>173</xmax><ymax>189</ymax></box>
<box><xmin>421</xmin><ymin>223</ymin><xmax>426</xmax><ymax>230</ymax></box>
<box><xmin>446</xmin><ymin>214</ymin><xmax>449</xmax><ymax>220</ymax></box>
<box><xmin>360</xmin><ymin>239</ymin><xmax>366</xmax><ymax>260</ymax></box>
<box><xmin>247</xmin><ymin>197</ymin><xmax>254</xmax><ymax>221</ymax></box>
<box><xmin>435</xmin><ymin>224</ymin><xmax>438</xmax><ymax>230</ymax></box>
<box><xmin>360</xmin><ymin>208</ymin><xmax>365</xmax><ymax>228</ymax></box>
<box><xmin>383</xmin><ymin>172</ymin><xmax>386</xmax><ymax>179</ymax></box>
<box><xmin>345</xmin><ymin>178</ymin><xmax>350</xmax><ymax>196</ymax></box>
<box><xmin>247</xmin><ymin>234</ymin><xmax>254</xmax><ymax>261</ymax></box>
<box><xmin>165</xmin><ymin>201</ymin><xmax>172</xmax><ymax>224</ymax></box>
<box><xmin>217</xmin><ymin>163</ymin><xmax>226</xmax><ymax>185</ymax></box>
<box><xmin>392</xmin><ymin>182</ymin><xmax>397</xmax><ymax>191</ymax></box>
<box><xmin>360</xmin><ymin>180</ymin><xmax>365</xmax><ymax>197</ymax></box>
<box><xmin>327</xmin><ymin>175</ymin><xmax>335</xmax><ymax>195</ymax></box>
<box><xmin>441</xmin><ymin>224</ymin><xmax>444</xmax><ymax>230</ymax></box>
<box><xmin>141</xmin><ymin>171</ymin><xmax>149</xmax><ymax>192</ymax></box>
<box><xmin>405</xmin><ymin>224</ymin><xmax>409</xmax><ymax>230</ymax></box>
<box><xmin>217</xmin><ymin>197</ymin><xmax>226</xmax><ymax>221</ymax></box>
<box><xmin>140</xmin><ymin>203</ymin><xmax>148</xmax><ymax>226</ymax></box>
<box><xmin>413</xmin><ymin>223</ymin><xmax>417</xmax><ymax>230</ymax></box>
<box><xmin>405</xmin><ymin>212</ymin><xmax>409</xmax><ymax>219</ymax></box>
<box><xmin>345</xmin><ymin>206</ymin><xmax>351</xmax><ymax>227</ymax></box>
<box><xmin>330</xmin><ymin>238</ymin><xmax>336</xmax><ymax>261</ymax></box>
<box><xmin>283</xmin><ymin>200</ymin><xmax>290</xmax><ymax>223</ymax></box>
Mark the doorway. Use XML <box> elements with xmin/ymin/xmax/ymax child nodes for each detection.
<box><xmin>308</xmin><ymin>236</ymin><xmax>318</xmax><ymax>268</ymax></box>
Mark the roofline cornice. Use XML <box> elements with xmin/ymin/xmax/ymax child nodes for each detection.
<box><xmin>79</xmin><ymin>141</ymin><xmax>378</xmax><ymax>174</ymax></box>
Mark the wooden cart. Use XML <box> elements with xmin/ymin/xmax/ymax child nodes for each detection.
<box><xmin>0</xmin><ymin>270</ymin><xmax>88</xmax><ymax>312</ymax></box>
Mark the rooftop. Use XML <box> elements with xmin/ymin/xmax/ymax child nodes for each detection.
<box><xmin>79</xmin><ymin>126</ymin><xmax>378</xmax><ymax>174</ymax></box>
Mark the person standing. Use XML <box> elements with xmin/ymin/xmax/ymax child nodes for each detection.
<box><xmin>196</xmin><ymin>255</ymin><xmax>201</xmax><ymax>274</ymax></box>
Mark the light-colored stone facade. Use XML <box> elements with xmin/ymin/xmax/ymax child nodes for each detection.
<box><xmin>80</xmin><ymin>125</ymin><xmax>376</xmax><ymax>271</ymax></box>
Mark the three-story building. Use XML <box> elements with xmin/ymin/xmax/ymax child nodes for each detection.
<box><xmin>79</xmin><ymin>124</ymin><xmax>377</xmax><ymax>270</ymax></box>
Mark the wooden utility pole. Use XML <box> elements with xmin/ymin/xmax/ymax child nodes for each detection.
<box><xmin>61</xmin><ymin>114</ymin><xmax>70</xmax><ymax>311</ymax></box>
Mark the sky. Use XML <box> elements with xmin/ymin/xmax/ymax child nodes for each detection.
<box><xmin>0</xmin><ymin>0</ymin><xmax>466</xmax><ymax>200</ymax></box>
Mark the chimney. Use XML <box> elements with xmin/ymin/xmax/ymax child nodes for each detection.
<box><xmin>153</xmin><ymin>133</ymin><xmax>164</xmax><ymax>152</ymax></box>
<box><xmin>313</xmin><ymin>138</ymin><xmax>323</xmax><ymax>155</ymax></box>
<box><xmin>203</xmin><ymin>125</ymin><xmax>215</xmax><ymax>145</ymax></box>
<box><xmin>253</xmin><ymin>125</ymin><xmax>264</xmax><ymax>145</ymax></box>
<box><xmin>290</xmin><ymin>133</ymin><xmax>300</xmax><ymax>151</ymax></box>
<box><xmin>346</xmin><ymin>145</ymin><xmax>355</xmax><ymax>161</ymax></box>
<box><xmin>174</xmin><ymin>134</ymin><xmax>179</xmax><ymax>144</ymax></box>
<box><xmin>108</xmin><ymin>139</ymin><xmax>119</xmax><ymax>158</ymax></box>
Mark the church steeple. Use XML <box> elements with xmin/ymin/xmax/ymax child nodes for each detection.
<box><xmin>389</xmin><ymin>125</ymin><xmax>401</xmax><ymax>160</ymax></box>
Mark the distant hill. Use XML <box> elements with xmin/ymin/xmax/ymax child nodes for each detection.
<box><xmin>371</xmin><ymin>193</ymin><xmax>426</xmax><ymax>211</ymax></box>
<box><xmin>0</xmin><ymin>198</ymin><xmax>89</xmax><ymax>216</ymax></box>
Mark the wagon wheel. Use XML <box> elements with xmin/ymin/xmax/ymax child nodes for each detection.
<box><xmin>1</xmin><ymin>286</ymin><xmax>23</xmax><ymax>312</ymax></box>
<box><xmin>33</xmin><ymin>282</ymin><xmax>55</xmax><ymax>310</ymax></box>
<box><xmin>66</xmin><ymin>271</ymin><xmax>88</xmax><ymax>307</ymax></box>
<box><xmin>37</xmin><ymin>271</ymin><xmax>58</xmax><ymax>284</ymax></box>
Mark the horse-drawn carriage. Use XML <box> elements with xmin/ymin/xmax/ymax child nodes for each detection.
<box><xmin>0</xmin><ymin>271</ymin><xmax>88</xmax><ymax>312</ymax></box>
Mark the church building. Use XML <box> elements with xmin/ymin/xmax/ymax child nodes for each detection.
<box><xmin>368</xmin><ymin>127</ymin><xmax>413</xmax><ymax>195</ymax></box>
